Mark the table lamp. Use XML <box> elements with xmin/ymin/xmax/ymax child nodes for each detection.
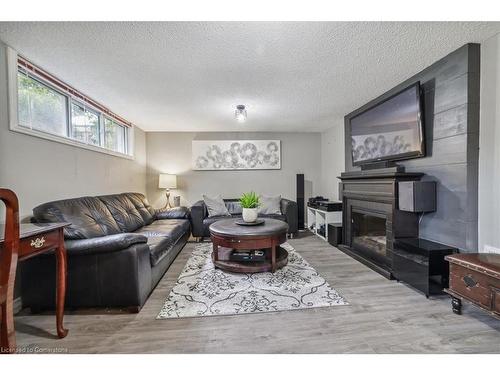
<box><xmin>158</xmin><ymin>173</ymin><xmax>177</xmax><ymax>209</ymax></box>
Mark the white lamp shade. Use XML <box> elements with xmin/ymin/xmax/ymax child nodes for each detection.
<box><xmin>158</xmin><ymin>174</ymin><xmax>177</xmax><ymax>189</ymax></box>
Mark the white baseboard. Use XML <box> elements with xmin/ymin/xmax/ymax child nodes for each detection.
<box><xmin>482</xmin><ymin>245</ymin><xmax>500</xmax><ymax>254</ymax></box>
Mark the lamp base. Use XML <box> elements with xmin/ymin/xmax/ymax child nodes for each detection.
<box><xmin>163</xmin><ymin>189</ymin><xmax>172</xmax><ymax>210</ymax></box>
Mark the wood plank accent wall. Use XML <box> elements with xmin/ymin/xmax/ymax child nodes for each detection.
<box><xmin>344</xmin><ymin>44</ymin><xmax>480</xmax><ymax>252</ymax></box>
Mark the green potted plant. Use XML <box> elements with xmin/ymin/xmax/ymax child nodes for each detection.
<box><xmin>240</xmin><ymin>192</ymin><xmax>260</xmax><ymax>223</ymax></box>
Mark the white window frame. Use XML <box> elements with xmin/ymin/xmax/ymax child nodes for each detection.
<box><xmin>69</xmin><ymin>99</ymin><xmax>102</xmax><ymax>147</ymax></box>
<box><xmin>102</xmin><ymin>115</ymin><xmax>129</xmax><ymax>155</ymax></box>
<box><xmin>7</xmin><ymin>47</ymin><xmax>135</xmax><ymax>160</ymax></box>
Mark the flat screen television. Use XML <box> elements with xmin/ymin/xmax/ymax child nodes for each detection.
<box><xmin>349</xmin><ymin>82</ymin><xmax>425</xmax><ymax>166</ymax></box>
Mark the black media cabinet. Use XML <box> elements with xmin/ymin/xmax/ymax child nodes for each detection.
<box><xmin>393</xmin><ymin>238</ymin><xmax>457</xmax><ymax>298</ymax></box>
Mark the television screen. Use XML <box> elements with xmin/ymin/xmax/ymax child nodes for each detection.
<box><xmin>350</xmin><ymin>83</ymin><xmax>424</xmax><ymax>165</ymax></box>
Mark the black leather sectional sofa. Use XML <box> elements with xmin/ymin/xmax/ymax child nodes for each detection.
<box><xmin>190</xmin><ymin>198</ymin><xmax>298</xmax><ymax>239</ymax></box>
<box><xmin>22</xmin><ymin>192</ymin><xmax>190</xmax><ymax>312</ymax></box>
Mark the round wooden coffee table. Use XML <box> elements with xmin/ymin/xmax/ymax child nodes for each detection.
<box><xmin>209</xmin><ymin>218</ymin><xmax>289</xmax><ymax>273</ymax></box>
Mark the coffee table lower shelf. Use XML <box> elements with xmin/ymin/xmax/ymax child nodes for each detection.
<box><xmin>212</xmin><ymin>246</ymin><xmax>288</xmax><ymax>273</ymax></box>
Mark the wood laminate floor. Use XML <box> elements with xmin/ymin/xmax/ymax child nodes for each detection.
<box><xmin>13</xmin><ymin>232</ymin><xmax>500</xmax><ymax>353</ymax></box>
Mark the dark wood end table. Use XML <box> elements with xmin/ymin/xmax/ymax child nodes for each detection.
<box><xmin>209</xmin><ymin>218</ymin><xmax>289</xmax><ymax>273</ymax></box>
<box><xmin>1</xmin><ymin>222</ymin><xmax>69</xmax><ymax>353</ymax></box>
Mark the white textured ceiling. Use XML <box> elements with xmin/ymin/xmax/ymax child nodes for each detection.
<box><xmin>1</xmin><ymin>22</ymin><xmax>499</xmax><ymax>132</ymax></box>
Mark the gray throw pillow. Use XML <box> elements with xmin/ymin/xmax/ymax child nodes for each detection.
<box><xmin>258</xmin><ymin>195</ymin><xmax>282</xmax><ymax>215</ymax></box>
<box><xmin>203</xmin><ymin>195</ymin><xmax>230</xmax><ymax>217</ymax></box>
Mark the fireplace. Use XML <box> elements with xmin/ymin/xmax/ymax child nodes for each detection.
<box><xmin>338</xmin><ymin>170</ymin><xmax>422</xmax><ymax>279</ymax></box>
<box><xmin>351</xmin><ymin>210</ymin><xmax>389</xmax><ymax>267</ymax></box>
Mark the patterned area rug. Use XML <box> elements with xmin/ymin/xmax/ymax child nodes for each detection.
<box><xmin>157</xmin><ymin>242</ymin><xmax>348</xmax><ymax>319</ymax></box>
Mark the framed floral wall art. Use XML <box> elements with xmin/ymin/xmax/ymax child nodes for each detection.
<box><xmin>192</xmin><ymin>140</ymin><xmax>281</xmax><ymax>170</ymax></box>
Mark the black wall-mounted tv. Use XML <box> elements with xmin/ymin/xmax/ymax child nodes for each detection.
<box><xmin>349</xmin><ymin>82</ymin><xmax>425</xmax><ymax>166</ymax></box>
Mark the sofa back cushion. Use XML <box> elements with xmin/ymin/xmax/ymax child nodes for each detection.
<box><xmin>258</xmin><ymin>195</ymin><xmax>282</xmax><ymax>215</ymax></box>
<box><xmin>99</xmin><ymin>194</ymin><xmax>145</xmax><ymax>232</ymax></box>
<box><xmin>124</xmin><ymin>193</ymin><xmax>156</xmax><ymax>225</ymax></box>
<box><xmin>224</xmin><ymin>200</ymin><xmax>242</xmax><ymax>215</ymax></box>
<box><xmin>203</xmin><ymin>195</ymin><xmax>230</xmax><ymax>217</ymax></box>
<box><xmin>33</xmin><ymin>196</ymin><xmax>121</xmax><ymax>240</ymax></box>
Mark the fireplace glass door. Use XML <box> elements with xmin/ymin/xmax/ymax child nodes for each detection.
<box><xmin>351</xmin><ymin>210</ymin><xmax>388</xmax><ymax>266</ymax></box>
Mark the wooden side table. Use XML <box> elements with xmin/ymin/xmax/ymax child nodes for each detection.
<box><xmin>1</xmin><ymin>222</ymin><xmax>69</xmax><ymax>354</ymax></box>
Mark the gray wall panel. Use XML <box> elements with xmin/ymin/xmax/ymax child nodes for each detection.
<box><xmin>428</xmin><ymin>189</ymin><xmax>475</xmax><ymax>222</ymax></box>
<box><xmin>434</xmin><ymin>74</ymin><xmax>468</xmax><ymax>114</ymax></box>
<box><xmin>404</xmin><ymin>133</ymin><xmax>468</xmax><ymax>168</ymax></box>
<box><xmin>433</xmin><ymin>104</ymin><xmax>467</xmax><ymax>139</ymax></box>
<box><xmin>408</xmin><ymin>163</ymin><xmax>467</xmax><ymax>192</ymax></box>
<box><xmin>419</xmin><ymin>217</ymin><xmax>467</xmax><ymax>249</ymax></box>
<box><xmin>343</xmin><ymin>44</ymin><xmax>480</xmax><ymax>251</ymax></box>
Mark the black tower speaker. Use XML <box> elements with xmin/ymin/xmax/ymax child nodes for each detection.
<box><xmin>296</xmin><ymin>174</ymin><xmax>305</xmax><ymax>230</ymax></box>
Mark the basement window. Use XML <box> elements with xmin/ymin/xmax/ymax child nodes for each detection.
<box><xmin>8</xmin><ymin>47</ymin><xmax>134</xmax><ymax>159</ymax></box>
<box><xmin>18</xmin><ymin>72</ymin><xmax>68</xmax><ymax>137</ymax></box>
<box><xmin>104</xmin><ymin>117</ymin><xmax>127</xmax><ymax>154</ymax></box>
<box><xmin>70</xmin><ymin>102</ymin><xmax>100</xmax><ymax>146</ymax></box>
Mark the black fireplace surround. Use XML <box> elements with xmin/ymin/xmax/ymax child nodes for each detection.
<box><xmin>339</xmin><ymin>170</ymin><xmax>423</xmax><ymax>279</ymax></box>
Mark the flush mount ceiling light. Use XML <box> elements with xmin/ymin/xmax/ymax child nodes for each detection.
<box><xmin>235</xmin><ymin>104</ymin><xmax>247</xmax><ymax>123</ymax></box>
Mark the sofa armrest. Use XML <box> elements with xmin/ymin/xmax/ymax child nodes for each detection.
<box><xmin>65</xmin><ymin>233</ymin><xmax>148</xmax><ymax>256</ymax></box>
<box><xmin>281</xmin><ymin>198</ymin><xmax>298</xmax><ymax>234</ymax></box>
<box><xmin>190</xmin><ymin>200</ymin><xmax>207</xmax><ymax>237</ymax></box>
<box><xmin>155</xmin><ymin>206</ymin><xmax>190</xmax><ymax>220</ymax></box>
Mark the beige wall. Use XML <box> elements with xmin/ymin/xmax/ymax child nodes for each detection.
<box><xmin>478</xmin><ymin>33</ymin><xmax>500</xmax><ymax>253</ymax></box>
<box><xmin>320</xmin><ymin>121</ymin><xmax>345</xmax><ymax>201</ymax></box>
<box><xmin>0</xmin><ymin>42</ymin><xmax>147</xmax><ymax>220</ymax></box>
<box><xmin>146</xmin><ymin>132</ymin><xmax>322</xmax><ymax>209</ymax></box>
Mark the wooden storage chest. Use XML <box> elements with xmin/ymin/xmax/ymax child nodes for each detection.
<box><xmin>445</xmin><ymin>253</ymin><xmax>500</xmax><ymax>319</ymax></box>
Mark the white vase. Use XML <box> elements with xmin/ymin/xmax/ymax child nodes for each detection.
<box><xmin>242</xmin><ymin>207</ymin><xmax>258</xmax><ymax>223</ymax></box>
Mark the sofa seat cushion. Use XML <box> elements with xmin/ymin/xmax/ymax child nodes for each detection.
<box><xmin>99</xmin><ymin>194</ymin><xmax>146</xmax><ymax>232</ymax></box>
<box><xmin>134</xmin><ymin>219</ymin><xmax>190</xmax><ymax>266</ymax></box>
<box><xmin>33</xmin><ymin>196</ymin><xmax>121</xmax><ymax>240</ymax></box>
<box><xmin>258</xmin><ymin>213</ymin><xmax>286</xmax><ymax>221</ymax></box>
<box><xmin>203</xmin><ymin>215</ymin><xmax>239</xmax><ymax>228</ymax></box>
<box><xmin>65</xmin><ymin>233</ymin><xmax>148</xmax><ymax>256</ymax></box>
<box><xmin>204</xmin><ymin>214</ymin><xmax>285</xmax><ymax>226</ymax></box>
